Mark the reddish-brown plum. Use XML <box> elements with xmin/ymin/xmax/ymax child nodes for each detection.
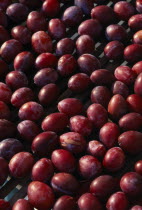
<box><xmin>106</xmin><ymin>24</ymin><xmax>127</xmax><ymax>42</ymax></box>
<box><xmin>9</xmin><ymin>152</ymin><xmax>34</xmax><ymax>178</ymax></box>
<box><xmin>27</xmin><ymin>11</ymin><xmax>47</xmax><ymax>32</ymax></box>
<box><xmin>17</xmin><ymin>120</ymin><xmax>40</xmax><ymax>142</ymax></box>
<box><xmin>91</xmin><ymin>86</ymin><xmax>111</xmax><ymax>108</ymax></box>
<box><xmin>12</xmin><ymin>199</ymin><xmax>34</xmax><ymax>210</ymax></box>
<box><xmin>56</xmin><ymin>38</ymin><xmax>75</xmax><ymax>56</ymax></box>
<box><xmin>32</xmin><ymin>158</ymin><xmax>54</xmax><ymax>182</ymax></box>
<box><xmin>70</xmin><ymin>115</ymin><xmax>93</xmax><ymax>136</ymax></box>
<box><xmin>62</xmin><ymin>6</ymin><xmax>83</xmax><ymax>27</ymax></box>
<box><xmin>6</xmin><ymin>71</ymin><xmax>28</xmax><ymax>90</ymax></box>
<box><xmin>106</xmin><ymin>192</ymin><xmax>129</xmax><ymax>210</ymax></box>
<box><xmin>0</xmin><ymin>101</ymin><xmax>10</xmax><ymax>119</ymax></box>
<box><xmin>32</xmin><ymin>31</ymin><xmax>52</xmax><ymax>54</ymax></box>
<box><xmin>59</xmin><ymin>132</ymin><xmax>86</xmax><ymax>154</ymax></box>
<box><xmin>91</xmin><ymin>5</ymin><xmax>116</xmax><ymax>26</ymax></box>
<box><xmin>134</xmin><ymin>73</ymin><xmax>142</xmax><ymax>96</ymax></box>
<box><xmin>127</xmin><ymin>94</ymin><xmax>142</xmax><ymax>114</ymax></box>
<box><xmin>0</xmin><ymin>10</ymin><xmax>7</xmax><ymax>27</ymax></box>
<box><xmin>78</xmin><ymin>54</ymin><xmax>101</xmax><ymax>75</ymax></box>
<box><xmin>35</xmin><ymin>53</ymin><xmax>58</xmax><ymax>69</ymax></box>
<box><xmin>124</xmin><ymin>44</ymin><xmax>142</xmax><ymax>63</ymax></box>
<box><xmin>0</xmin><ymin>26</ymin><xmax>9</xmax><ymax>45</ymax></box>
<box><xmin>48</xmin><ymin>19</ymin><xmax>66</xmax><ymax>40</ymax></box>
<box><xmin>0</xmin><ymin>138</ymin><xmax>23</xmax><ymax>160</ymax></box>
<box><xmin>0</xmin><ymin>60</ymin><xmax>8</xmax><ymax>77</ymax></box>
<box><xmin>74</xmin><ymin>0</ymin><xmax>94</xmax><ymax>15</ymax></box>
<box><xmin>78</xmin><ymin>155</ymin><xmax>102</xmax><ymax>179</ymax></box>
<box><xmin>133</xmin><ymin>30</ymin><xmax>142</xmax><ymax>45</ymax></box>
<box><xmin>108</xmin><ymin>94</ymin><xmax>128</xmax><ymax>121</ymax></box>
<box><xmin>57</xmin><ymin>54</ymin><xmax>77</xmax><ymax>76</ymax></box>
<box><xmin>87</xmin><ymin>103</ymin><xmax>108</xmax><ymax>129</ymax></box>
<box><xmin>132</xmin><ymin>61</ymin><xmax>142</xmax><ymax>75</ymax></box>
<box><xmin>58</xmin><ymin>98</ymin><xmax>83</xmax><ymax>117</ymax></box>
<box><xmin>0</xmin><ymin>83</ymin><xmax>12</xmax><ymax>104</ymax></box>
<box><xmin>28</xmin><ymin>181</ymin><xmax>55</xmax><ymax>210</ymax></box>
<box><xmin>32</xmin><ymin>131</ymin><xmax>58</xmax><ymax>157</ymax></box>
<box><xmin>135</xmin><ymin>160</ymin><xmax>142</xmax><ymax>176</ymax></box>
<box><xmin>0</xmin><ymin>157</ymin><xmax>8</xmax><ymax>185</ymax></box>
<box><xmin>119</xmin><ymin>113</ymin><xmax>142</xmax><ymax>131</ymax></box>
<box><xmin>11</xmin><ymin>26</ymin><xmax>31</xmax><ymax>45</ymax></box>
<box><xmin>118</xmin><ymin>131</ymin><xmax>142</xmax><ymax>155</ymax></box>
<box><xmin>90</xmin><ymin>175</ymin><xmax>118</xmax><ymax>202</ymax></box>
<box><xmin>128</xmin><ymin>14</ymin><xmax>142</xmax><ymax>31</ymax></box>
<box><xmin>0</xmin><ymin>200</ymin><xmax>11</xmax><ymax>210</ymax></box>
<box><xmin>131</xmin><ymin>206</ymin><xmax>142</xmax><ymax>210</ymax></box>
<box><xmin>53</xmin><ymin>195</ymin><xmax>77</xmax><ymax>210</ymax></box>
<box><xmin>11</xmin><ymin>87</ymin><xmax>34</xmax><ymax>108</ymax></box>
<box><xmin>68</xmin><ymin>73</ymin><xmax>91</xmax><ymax>93</ymax></box>
<box><xmin>18</xmin><ymin>101</ymin><xmax>43</xmax><ymax>121</ymax></box>
<box><xmin>0</xmin><ymin>39</ymin><xmax>23</xmax><ymax>63</ymax></box>
<box><xmin>78</xmin><ymin>193</ymin><xmax>103</xmax><ymax>210</ymax></box>
<box><xmin>14</xmin><ymin>51</ymin><xmax>34</xmax><ymax>73</ymax></box>
<box><xmin>76</xmin><ymin>35</ymin><xmax>95</xmax><ymax>55</ymax></box>
<box><xmin>78</xmin><ymin>19</ymin><xmax>103</xmax><ymax>40</ymax></box>
<box><xmin>114</xmin><ymin>1</ymin><xmax>135</xmax><ymax>21</ymax></box>
<box><xmin>111</xmin><ymin>81</ymin><xmax>129</xmax><ymax>98</ymax></box>
<box><xmin>6</xmin><ymin>3</ymin><xmax>29</xmax><ymax>22</ymax></box>
<box><xmin>42</xmin><ymin>0</ymin><xmax>60</xmax><ymax>17</ymax></box>
<box><xmin>51</xmin><ymin>173</ymin><xmax>79</xmax><ymax>195</ymax></box>
<box><xmin>99</xmin><ymin>122</ymin><xmax>120</xmax><ymax>148</ymax></box>
<box><xmin>42</xmin><ymin>113</ymin><xmax>68</xmax><ymax>132</ymax></box>
<box><xmin>114</xmin><ymin>66</ymin><xmax>136</xmax><ymax>85</ymax></box>
<box><xmin>136</xmin><ymin>0</ymin><xmax>142</xmax><ymax>13</ymax></box>
<box><xmin>34</xmin><ymin>68</ymin><xmax>58</xmax><ymax>87</ymax></box>
<box><xmin>38</xmin><ymin>84</ymin><xmax>60</xmax><ymax>106</ymax></box>
<box><xmin>51</xmin><ymin>149</ymin><xmax>76</xmax><ymax>173</ymax></box>
<box><xmin>90</xmin><ymin>69</ymin><xmax>115</xmax><ymax>86</ymax></box>
<box><xmin>104</xmin><ymin>41</ymin><xmax>124</xmax><ymax>60</ymax></box>
<box><xmin>103</xmin><ymin>147</ymin><xmax>125</xmax><ymax>172</ymax></box>
<box><xmin>120</xmin><ymin>172</ymin><xmax>142</xmax><ymax>198</ymax></box>
<box><xmin>87</xmin><ymin>140</ymin><xmax>106</xmax><ymax>159</ymax></box>
<box><xmin>0</xmin><ymin>0</ymin><xmax>11</xmax><ymax>11</ymax></box>
<box><xmin>0</xmin><ymin>119</ymin><xmax>16</xmax><ymax>140</ymax></box>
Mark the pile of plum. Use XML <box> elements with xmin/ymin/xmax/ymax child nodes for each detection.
<box><xmin>1</xmin><ymin>0</ymin><xmax>142</xmax><ymax>209</ymax></box>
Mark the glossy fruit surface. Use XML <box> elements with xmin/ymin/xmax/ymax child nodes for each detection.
<box><xmin>32</xmin><ymin>131</ymin><xmax>58</xmax><ymax>157</ymax></box>
<box><xmin>12</xmin><ymin>199</ymin><xmax>34</xmax><ymax>210</ymax></box>
<box><xmin>78</xmin><ymin>155</ymin><xmax>102</xmax><ymax>179</ymax></box>
<box><xmin>28</xmin><ymin>181</ymin><xmax>55</xmax><ymax>210</ymax></box>
<box><xmin>118</xmin><ymin>131</ymin><xmax>142</xmax><ymax>155</ymax></box>
<box><xmin>78</xmin><ymin>54</ymin><xmax>101</xmax><ymax>75</ymax></box>
<box><xmin>87</xmin><ymin>103</ymin><xmax>108</xmax><ymax>129</ymax></box>
<box><xmin>90</xmin><ymin>175</ymin><xmax>118</xmax><ymax>201</ymax></box>
<box><xmin>0</xmin><ymin>138</ymin><xmax>23</xmax><ymax>160</ymax></box>
<box><xmin>53</xmin><ymin>195</ymin><xmax>77</xmax><ymax>210</ymax></box>
<box><xmin>106</xmin><ymin>192</ymin><xmax>129</xmax><ymax>210</ymax></box>
<box><xmin>59</xmin><ymin>132</ymin><xmax>86</xmax><ymax>154</ymax></box>
<box><xmin>78</xmin><ymin>193</ymin><xmax>103</xmax><ymax>210</ymax></box>
<box><xmin>99</xmin><ymin>122</ymin><xmax>120</xmax><ymax>148</ymax></box>
<box><xmin>51</xmin><ymin>149</ymin><xmax>76</xmax><ymax>173</ymax></box>
<box><xmin>68</xmin><ymin>73</ymin><xmax>91</xmax><ymax>93</ymax></box>
<box><xmin>51</xmin><ymin>173</ymin><xmax>79</xmax><ymax>195</ymax></box>
<box><xmin>9</xmin><ymin>152</ymin><xmax>34</xmax><ymax>178</ymax></box>
<box><xmin>120</xmin><ymin>172</ymin><xmax>142</xmax><ymax>198</ymax></box>
<box><xmin>58</xmin><ymin>98</ymin><xmax>83</xmax><ymax>117</ymax></box>
<box><xmin>103</xmin><ymin>147</ymin><xmax>125</xmax><ymax>172</ymax></box>
<box><xmin>32</xmin><ymin>158</ymin><xmax>54</xmax><ymax>182</ymax></box>
<box><xmin>70</xmin><ymin>115</ymin><xmax>92</xmax><ymax>136</ymax></box>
